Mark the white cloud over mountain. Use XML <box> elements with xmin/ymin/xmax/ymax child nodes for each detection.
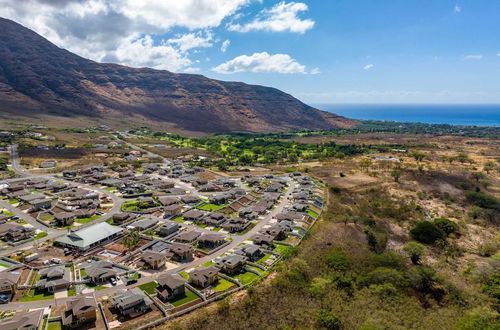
<box><xmin>212</xmin><ymin>52</ymin><xmax>310</xmax><ymax>74</ymax></box>
<box><xmin>0</xmin><ymin>0</ymin><xmax>251</xmax><ymax>71</ymax></box>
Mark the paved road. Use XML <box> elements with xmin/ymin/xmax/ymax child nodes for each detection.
<box><xmin>0</xmin><ymin>141</ymin><xmax>298</xmax><ymax>310</ymax></box>
<box><xmin>0</xmin><ymin>178</ymin><xmax>296</xmax><ymax>310</ymax></box>
<box><xmin>0</xmin><ymin>145</ymin><xmax>124</xmax><ymax>255</ymax></box>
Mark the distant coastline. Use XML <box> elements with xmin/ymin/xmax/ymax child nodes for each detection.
<box><xmin>314</xmin><ymin>104</ymin><xmax>500</xmax><ymax>127</ymax></box>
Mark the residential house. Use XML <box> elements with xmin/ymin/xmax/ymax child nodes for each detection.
<box><xmin>62</xmin><ymin>295</ymin><xmax>98</xmax><ymax>329</ymax></box>
<box><xmin>84</xmin><ymin>260</ymin><xmax>118</xmax><ymax>283</ymax></box>
<box><xmin>174</xmin><ymin>230</ymin><xmax>201</xmax><ymax>244</ymax></box>
<box><xmin>110</xmin><ymin>288</ymin><xmax>153</xmax><ymax>317</ymax></box>
<box><xmin>202</xmin><ymin>212</ymin><xmax>226</xmax><ymax>227</ymax></box>
<box><xmin>138</xmin><ymin>251</ymin><xmax>167</xmax><ymax>270</ymax></box>
<box><xmin>0</xmin><ymin>223</ymin><xmax>34</xmax><ymax>242</ymax></box>
<box><xmin>158</xmin><ymin>196</ymin><xmax>178</xmax><ymax>206</ymax></box>
<box><xmin>163</xmin><ymin>204</ymin><xmax>184</xmax><ymax>216</ymax></box>
<box><xmin>0</xmin><ymin>268</ymin><xmax>22</xmax><ymax>295</ymax></box>
<box><xmin>252</xmin><ymin>233</ymin><xmax>274</xmax><ymax>248</ymax></box>
<box><xmin>157</xmin><ymin>221</ymin><xmax>179</xmax><ymax>237</ymax></box>
<box><xmin>234</xmin><ymin>244</ymin><xmax>264</xmax><ymax>262</ymax></box>
<box><xmin>221</xmin><ymin>217</ymin><xmax>249</xmax><ymax>233</ymax></box>
<box><xmin>197</xmin><ymin>233</ymin><xmax>226</xmax><ymax>250</ymax></box>
<box><xmin>126</xmin><ymin>217</ymin><xmax>159</xmax><ymax>231</ymax></box>
<box><xmin>188</xmin><ymin>266</ymin><xmax>219</xmax><ymax>288</ymax></box>
<box><xmin>182</xmin><ymin>209</ymin><xmax>205</xmax><ymax>222</ymax></box>
<box><xmin>168</xmin><ymin>243</ymin><xmax>194</xmax><ymax>262</ymax></box>
<box><xmin>156</xmin><ymin>274</ymin><xmax>186</xmax><ymax>302</ymax></box>
<box><xmin>112</xmin><ymin>212</ymin><xmax>133</xmax><ymax>225</ymax></box>
<box><xmin>0</xmin><ymin>309</ymin><xmax>43</xmax><ymax>330</ymax></box>
<box><xmin>37</xmin><ymin>265</ymin><xmax>70</xmax><ymax>292</ymax></box>
<box><xmin>180</xmin><ymin>195</ymin><xmax>200</xmax><ymax>204</ymax></box>
<box><xmin>214</xmin><ymin>254</ymin><xmax>247</xmax><ymax>274</ymax></box>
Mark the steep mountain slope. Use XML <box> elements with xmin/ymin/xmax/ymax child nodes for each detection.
<box><xmin>0</xmin><ymin>18</ymin><xmax>356</xmax><ymax>133</ymax></box>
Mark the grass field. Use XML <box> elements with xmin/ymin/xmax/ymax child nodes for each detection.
<box><xmin>306</xmin><ymin>208</ymin><xmax>319</xmax><ymax>218</ymax></box>
<box><xmin>34</xmin><ymin>232</ymin><xmax>48</xmax><ymax>240</ymax></box>
<box><xmin>67</xmin><ymin>287</ymin><xmax>76</xmax><ymax>296</ymax></box>
<box><xmin>171</xmin><ymin>288</ymin><xmax>200</xmax><ymax>307</ymax></box>
<box><xmin>273</xmin><ymin>243</ymin><xmax>291</xmax><ymax>255</ymax></box>
<box><xmin>201</xmin><ymin>261</ymin><xmax>214</xmax><ymax>267</ymax></box>
<box><xmin>139</xmin><ymin>281</ymin><xmax>158</xmax><ymax>294</ymax></box>
<box><xmin>75</xmin><ymin>215</ymin><xmax>101</xmax><ymax>224</ymax></box>
<box><xmin>180</xmin><ymin>272</ymin><xmax>189</xmax><ymax>280</ymax></box>
<box><xmin>214</xmin><ymin>279</ymin><xmax>235</xmax><ymax>292</ymax></box>
<box><xmin>197</xmin><ymin>203</ymin><xmax>227</xmax><ymax>211</ymax></box>
<box><xmin>47</xmin><ymin>320</ymin><xmax>62</xmax><ymax>330</ymax></box>
<box><xmin>257</xmin><ymin>253</ymin><xmax>272</xmax><ymax>264</ymax></box>
<box><xmin>233</xmin><ymin>272</ymin><xmax>259</xmax><ymax>285</ymax></box>
<box><xmin>172</xmin><ymin>216</ymin><xmax>185</xmax><ymax>223</ymax></box>
<box><xmin>20</xmin><ymin>288</ymin><xmax>54</xmax><ymax>301</ymax></box>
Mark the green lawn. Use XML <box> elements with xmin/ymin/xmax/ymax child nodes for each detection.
<box><xmin>212</xmin><ymin>227</ymin><xmax>222</xmax><ymax>232</ymax></box>
<box><xmin>257</xmin><ymin>253</ymin><xmax>272</xmax><ymax>264</ymax></box>
<box><xmin>2</xmin><ymin>211</ymin><xmax>15</xmax><ymax>217</ymax></box>
<box><xmin>75</xmin><ymin>215</ymin><xmax>101</xmax><ymax>224</ymax></box>
<box><xmin>306</xmin><ymin>208</ymin><xmax>319</xmax><ymax>219</ymax></box>
<box><xmin>47</xmin><ymin>321</ymin><xmax>62</xmax><ymax>330</ymax></box>
<box><xmin>0</xmin><ymin>262</ymin><xmax>11</xmax><ymax>268</ymax></box>
<box><xmin>197</xmin><ymin>203</ymin><xmax>227</xmax><ymax>211</ymax></box>
<box><xmin>80</xmin><ymin>269</ymin><xmax>87</xmax><ymax>277</ymax></box>
<box><xmin>20</xmin><ymin>289</ymin><xmax>54</xmax><ymax>301</ymax></box>
<box><xmin>139</xmin><ymin>281</ymin><xmax>158</xmax><ymax>294</ymax></box>
<box><xmin>234</xmin><ymin>272</ymin><xmax>259</xmax><ymax>285</ymax></box>
<box><xmin>273</xmin><ymin>243</ymin><xmax>291</xmax><ymax>255</ymax></box>
<box><xmin>126</xmin><ymin>272</ymin><xmax>140</xmax><ymax>280</ymax></box>
<box><xmin>170</xmin><ymin>288</ymin><xmax>200</xmax><ymax>307</ymax></box>
<box><xmin>84</xmin><ymin>283</ymin><xmax>106</xmax><ymax>290</ymax></box>
<box><xmin>67</xmin><ymin>287</ymin><xmax>76</xmax><ymax>296</ymax></box>
<box><xmin>8</xmin><ymin>199</ymin><xmax>19</xmax><ymax>204</ymax></box>
<box><xmin>34</xmin><ymin>232</ymin><xmax>48</xmax><ymax>240</ymax></box>
<box><xmin>246</xmin><ymin>265</ymin><xmax>263</xmax><ymax>274</ymax></box>
<box><xmin>172</xmin><ymin>216</ymin><xmax>185</xmax><ymax>223</ymax></box>
<box><xmin>180</xmin><ymin>272</ymin><xmax>189</xmax><ymax>280</ymax></box>
<box><xmin>105</xmin><ymin>186</ymin><xmax>118</xmax><ymax>191</ymax></box>
<box><xmin>201</xmin><ymin>261</ymin><xmax>214</xmax><ymax>267</ymax></box>
<box><xmin>214</xmin><ymin>279</ymin><xmax>235</xmax><ymax>292</ymax></box>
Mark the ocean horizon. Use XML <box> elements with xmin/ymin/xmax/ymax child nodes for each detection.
<box><xmin>314</xmin><ymin>104</ymin><xmax>500</xmax><ymax>127</ymax></box>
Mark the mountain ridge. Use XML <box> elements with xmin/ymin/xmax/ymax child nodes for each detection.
<box><xmin>0</xmin><ymin>17</ymin><xmax>357</xmax><ymax>133</ymax></box>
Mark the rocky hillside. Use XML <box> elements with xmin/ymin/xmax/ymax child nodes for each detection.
<box><xmin>0</xmin><ymin>18</ymin><xmax>356</xmax><ymax>133</ymax></box>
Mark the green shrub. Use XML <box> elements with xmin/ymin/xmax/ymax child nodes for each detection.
<box><xmin>403</xmin><ymin>242</ymin><xmax>426</xmax><ymax>264</ymax></box>
<box><xmin>325</xmin><ymin>250</ymin><xmax>350</xmax><ymax>272</ymax></box>
<box><xmin>465</xmin><ymin>191</ymin><xmax>500</xmax><ymax>210</ymax></box>
<box><xmin>433</xmin><ymin>218</ymin><xmax>459</xmax><ymax>236</ymax></box>
<box><xmin>359</xmin><ymin>267</ymin><xmax>407</xmax><ymax>288</ymax></box>
<box><xmin>316</xmin><ymin>310</ymin><xmax>342</xmax><ymax>330</ymax></box>
<box><xmin>457</xmin><ymin>307</ymin><xmax>500</xmax><ymax>330</ymax></box>
<box><xmin>410</xmin><ymin>221</ymin><xmax>445</xmax><ymax>244</ymax></box>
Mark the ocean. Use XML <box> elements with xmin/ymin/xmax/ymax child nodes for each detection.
<box><xmin>314</xmin><ymin>104</ymin><xmax>500</xmax><ymax>127</ymax></box>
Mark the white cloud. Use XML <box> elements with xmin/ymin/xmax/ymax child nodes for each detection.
<box><xmin>0</xmin><ymin>0</ymin><xmax>252</xmax><ymax>71</ymax></box>
<box><xmin>167</xmin><ymin>31</ymin><xmax>213</xmax><ymax>53</ymax></box>
<box><xmin>221</xmin><ymin>39</ymin><xmax>231</xmax><ymax>52</ymax></box>
<box><xmin>454</xmin><ymin>5</ymin><xmax>461</xmax><ymax>13</ymax></box>
<box><xmin>310</xmin><ymin>67</ymin><xmax>321</xmax><ymax>75</ymax></box>
<box><xmin>212</xmin><ymin>52</ymin><xmax>311</xmax><ymax>74</ymax></box>
<box><xmin>363</xmin><ymin>64</ymin><xmax>374</xmax><ymax>70</ymax></box>
<box><xmin>228</xmin><ymin>1</ymin><xmax>315</xmax><ymax>34</ymax></box>
<box><xmin>464</xmin><ymin>55</ymin><xmax>483</xmax><ymax>60</ymax></box>
<box><xmin>115</xmin><ymin>35</ymin><xmax>191</xmax><ymax>71</ymax></box>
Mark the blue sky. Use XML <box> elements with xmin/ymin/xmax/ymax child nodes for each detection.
<box><xmin>1</xmin><ymin>0</ymin><xmax>500</xmax><ymax>103</ymax></box>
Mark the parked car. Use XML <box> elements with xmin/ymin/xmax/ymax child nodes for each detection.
<box><xmin>10</xmin><ymin>216</ymin><xmax>19</xmax><ymax>220</ymax></box>
<box><xmin>0</xmin><ymin>294</ymin><xmax>10</xmax><ymax>304</ymax></box>
<box><xmin>110</xmin><ymin>278</ymin><xmax>117</xmax><ymax>286</ymax></box>
<box><xmin>96</xmin><ymin>211</ymin><xmax>104</xmax><ymax>215</ymax></box>
<box><xmin>126</xmin><ymin>279</ymin><xmax>137</xmax><ymax>285</ymax></box>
